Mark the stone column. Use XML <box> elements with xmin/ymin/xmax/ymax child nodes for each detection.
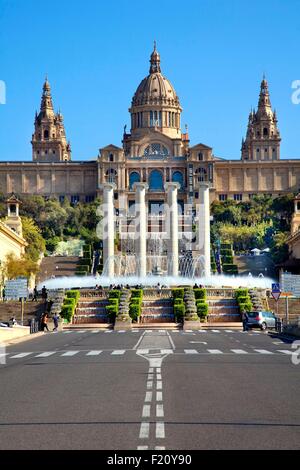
<box><xmin>198</xmin><ymin>182</ymin><xmax>211</xmax><ymax>278</ymax></box>
<box><xmin>165</xmin><ymin>182</ymin><xmax>179</xmax><ymax>276</ymax></box>
<box><xmin>101</xmin><ymin>183</ymin><xmax>116</xmax><ymax>278</ymax></box>
<box><xmin>133</xmin><ymin>182</ymin><xmax>148</xmax><ymax>278</ymax></box>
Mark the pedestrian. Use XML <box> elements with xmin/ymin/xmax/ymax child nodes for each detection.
<box><xmin>242</xmin><ymin>311</ymin><xmax>248</xmax><ymax>331</ymax></box>
<box><xmin>53</xmin><ymin>313</ymin><xmax>59</xmax><ymax>332</ymax></box>
<box><xmin>41</xmin><ymin>313</ymin><xmax>49</xmax><ymax>332</ymax></box>
<box><xmin>41</xmin><ymin>286</ymin><xmax>48</xmax><ymax>302</ymax></box>
<box><xmin>32</xmin><ymin>286</ymin><xmax>38</xmax><ymax>302</ymax></box>
<box><xmin>2</xmin><ymin>288</ymin><xmax>5</xmax><ymax>302</ymax></box>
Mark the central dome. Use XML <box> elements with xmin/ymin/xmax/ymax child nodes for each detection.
<box><xmin>131</xmin><ymin>44</ymin><xmax>180</xmax><ymax>108</ymax></box>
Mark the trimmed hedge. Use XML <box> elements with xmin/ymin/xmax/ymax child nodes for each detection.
<box><xmin>106</xmin><ymin>304</ymin><xmax>118</xmax><ymax>319</ymax></box>
<box><xmin>174</xmin><ymin>298</ymin><xmax>184</xmax><ymax>306</ymax></box>
<box><xmin>60</xmin><ymin>305</ymin><xmax>74</xmax><ymax>322</ymax></box>
<box><xmin>172</xmin><ymin>288</ymin><xmax>184</xmax><ymax>300</ymax></box>
<box><xmin>239</xmin><ymin>301</ymin><xmax>252</xmax><ymax>313</ymax></box>
<box><xmin>197</xmin><ymin>303</ymin><xmax>208</xmax><ymax>318</ymax></box>
<box><xmin>66</xmin><ymin>290</ymin><xmax>80</xmax><ymax>302</ymax></box>
<box><xmin>222</xmin><ymin>263</ymin><xmax>238</xmax><ymax>274</ymax></box>
<box><xmin>129</xmin><ymin>303</ymin><xmax>141</xmax><ymax>322</ymax></box>
<box><xmin>194</xmin><ymin>288</ymin><xmax>207</xmax><ymax>300</ymax></box>
<box><xmin>131</xmin><ymin>289</ymin><xmax>143</xmax><ymax>298</ymax></box>
<box><xmin>221</xmin><ymin>255</ymin><xmax>233</xmax><ymax>264</ymax></box>
<box><xmin>108</xmin><ymin>290</ymin><xmax>121</xmax><ymax>300</ymax></box>
<box><xmin>235</xmin><ymin>288</ymin><xmax>249</xmax><ymax>298</ymax></box>
<box><xmin>174</xmin><ymin>304</ymin><xmax>185</xmax><ymax>321</ymax></box>
<box><xmin>108</xmin><ymin>298</ymin><xmax>119</xmax><ymax>307</ymax></box>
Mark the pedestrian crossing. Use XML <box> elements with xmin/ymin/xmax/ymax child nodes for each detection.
<box><xmin>1</xmin><ymin>347</ymin><xmax>293</xmax><ymax>362</ymax></box>
<box><xmin>59</xmin><ymin>329</ymin><xmax>265</xmax><ymax>335</ymax></box>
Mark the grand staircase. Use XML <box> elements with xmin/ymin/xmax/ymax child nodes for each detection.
<box><xmin>37</xmin><ymin>256</ymin><xmax>80</xmax><ymax>284</ymax></box>
<box><xmin>72</xmin><ymin>291</ymin><xmax>110</xmax><ymax>325</ymax></box>
<box><xmin>141</xmin><ymin>298</ymin><xmax>175</xmax><ymax>323</ymax></box>
<box><xmin>207</xmin><ymin>294</ymin><xmax>240</xmax><ymax>322</ymax></box>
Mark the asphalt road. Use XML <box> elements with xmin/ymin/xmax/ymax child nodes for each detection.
<box><xmin>0</xmin><ymin>327</ymin><xmax>299</xmax><ymax>450</ymax></box>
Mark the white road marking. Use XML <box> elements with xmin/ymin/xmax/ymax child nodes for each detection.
<box><xmin>184</xmin><ymin>349</ymin><xmax>199</xmax><ymax>354</ymax></box>
<box><xmin>139</xmin><ymin>422</ymin><xmax>150</xmax><ymax>439</ymax></box>
<box><xmin>155</xmin><ymin>446</ymin><xmax>165</xmax><ymax>450</ymax></box>
<box><xmin>190</xmin><ymin>341</ymin><xmax>207</xmax><ymax>344</ymax></box>
<box><xmin>157</xmin><ymin>374</ymin><xmax>162</xmax><ymax>380</ymax></box>
<box><xmin>137</xmin><ymin>349</ymin><xmax>149</xmax><ymax>355</ymax></box>
<box><xmin>142</xmin><ymin>405</ymin><xmax>151</xmax><ymax>418</ymax></box>
<box><xmin>156</xmin><ymin>391</ymin><xmax>163</xmax><ymax>401</ymax></box>
<box><xmin>111</xmin><ymin>350</ymin><xmax>125</xmax><ymax>355</ymax></box>
<box><xmin>156</xmin><ymin>404</ymin><xmax>164</xmax><ymax>417</ymax></box>
<box><xmin>212</xmin><ymin>330</ymin><xmax>220</xmax><ymax>333</ymax></box>
<box><xmin>145</xmin><ymin>392</ymin><xmax>152</xmax><ymax>402</ymax></box>
<box><xmin>90</xmin><ymin>330</ymin><xmax>100</xmax><ymax>334</ymax></box>
<box><xmin>147</xmin><ymin>381</ymin><xmax>153</xmax><ymax>389</ymax></box>
<box><xmin>149</xmin><ymin>367</ymin><xmax>154</xmax><ymax>373</ymax></box>
<box><xmin>35</xmin><ymin>352</ymin><xmax>56</xmax><ymax>358</ymax></box>
<box><xmin>254</xmin><ymin>349</ymin><xmax>273</xmax><ymax>354</ymax></box>
<box><xmin>273</xmin><ymin>341</ymin><xmax>284</xmax><ymax>345</ymax></box>
<box><xmin>198</xmin><ymin>330</ymin><xmax>206</xmax><ymax>332</ymax></box>
<box><xmin>145</xmin><ymin>330</ymin><xmax>153</xmax><ymax>333</ymax></box>
<box><xmin>75</xmin><ymin>330</ymin><xmax>86</xmax><ymax>334</ymax></box>
<box><xmin>166</xmin><ymin>331</ymin><xmax>176</xmax><ymax>350</ymax></box>
<box><xmin>156</xmin><ymin>368</ymin><xmax>161</xmax><ymax>373</ymax></box>
<box><xmin>225</xmin><ymin>330</ymin><xmax>233</xmax><ymax>332</ymax></box>
<box><xmin>156</xmin><ymin>422</ymin><xmax>165</xmax><ymax>438</ymax></box>
<box><xmin>104</xmin><ymin>330</ymin><xmax>112</xmax><ymax>333</ymax></box>
<box><xmin>231</xmin><ymin>349</ymin><xmax>248</xmax><ymax>354</ymax></box>
<box><xmin>156</xmin><ymin>381</ymin><xmax>162</xmax><ymax>390</ymax></box>
<box><xmin>185</xmin><ymin>330</ymin><xmax>193</xmax><ymax>332</ymax></box>
<box><xmin>117</xmin><ymin>330</ymin><xmax>126</xmax><ymax>333</ymax></box>
<box><xmin>62</xmin><ymin>331</ymin><xmax>72</xmax><ymax>334</ymax></box>
<box><xmin>277</xmin><ymin>350</ymin><xmax>293</xmax><ymax>355</ymax></box>
<box><xmin>160</xmin><ymin>349</ymin><xmax>173</xmax><ymax>354</ymax></box>
<box><xmin>207</xmin><ymin>349</ymin><xmax>223</xmax><ymax>354</ymax></box>
<box><xmin>86</xmin><ymin>350</ymin><xmax>103</xmax><ymax>356</ymax></box>
<box><xmin>61</xmin><ymin>351</ymin><xmax>79</xmax><ymax>356</ymax></box>
<box><xmin>148</xmin><ymin>374</ymin><xmax>154</xmax><ymax>380</ymax></box>
<box><xmin>137</xmin><ymin>446</ymin><xmax>148</xmax><ymax>450</ymax></box>
<box><xmin>10</xmin><ymin>352</ymin><xmax>32</xmax><ymax>358</ymax></box>
<box><xmin>133</xmin><ymin>331</ymin><xmax>146</xmax><ymax>350</ymax></box>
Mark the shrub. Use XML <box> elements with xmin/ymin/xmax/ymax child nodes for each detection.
<box><xmin>131</xmin><ymin>289</ymin><xmax>143</xmax><ymax>298</ymax></box>
<box><xmin>60</xmin><ymin>305</ymin><xmax>74</xmax><ymax>322</ymax></box>
<box><xmin>221</xmin><ymin>255</ymin><xmax>233</xmax><ymax>264</ymax></box>
<box><xmin>106</xmin><ymin>304</ymin><xmax>118</xmax><ymax>319</ymax></box>
<box><xmin>131</xmin><ymin>297</ymin><xmax>142</xmax><ymax>306</ymax></box>
<box><xmin>174</xmin><ymin>298</ymin><xmax>184</xmax><ymax>306</ymax></box>
<box><xmin>235</xmin><ymin>288</ymin><xmax>249</xmax><ymax>298</ymax></box>
<box><xmin>172</xmin><ymin>288</ymin><xmax>184</xmax><ymax>300</ymax></box>
<box><xmin>220</xmin><ymin>243</ymin><xmax>232</xmax><ymax>250</ymax></box>
<box><xmin>129</xmin><ymin>303</ymin><xmax>141</xmax><ymax>322</ymax></box>
<box><xmin>108</xmin><ymin>298</ymin><xmax>119</xmax><ymax>307</ymax></box>
<box><xmin>66</xmin><ymin>290</ymin><xmax>80</xmax><ymax>302</ymax></box>
<box><xmin>109</xmin><ymin>290</ymin><xmax>121</xmax><ymax>300</ymax></box>
<box><xmin>222</xmin><ymin>263</ymin><xmax>238</xmax><ymax>274</ymax></box>
<box><xmin>220</xmin><ymin>248</ymin><xmax>232</xmax><ymax>257</ymax></box>
<box><xmin>63</xmin><ymin>298</ymin><xmax>76</xmax><ymax>308</ymax></box>
<box><xmin>194</xmin><ymin>288</ymin><xmax>207</xmax><ymax>300</ymax></box>
<box><xmin>239</xmin><ymin>301</ymin><xmax>252</xmax><ymax>313</ymax></box>
<box><xmin>197</xmin><ymin>303</ymin><xmax>208</xmax><ymax>318</ymax></box>
<box><xmin>174</xmin><ymin>304</ymin><xmax>185</xmax><ymax>321</ymax></box>
<box><xmin>236</xmin><ymin>295</ymin><xmax>250</xmax><ymax>304</ymax></box>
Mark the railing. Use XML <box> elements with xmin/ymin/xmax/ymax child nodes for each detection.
<box><xmin>206</xmin><ymin>288</ymin><xmax>236</xmax><ymax>298</ymax></box>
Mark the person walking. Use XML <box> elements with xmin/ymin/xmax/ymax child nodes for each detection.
<box><xmin>242</xmin><ymin>311</ymin><xmax>248</xmax><ymax>331</ymax></box>
<box><xmin>41</xmin><ymin>313</ymin><xmax>49</xmax><ymax>332</ymax></box>
<box><xmin>53</xmin><ymin>313</ymin><xmax>59</xmax><ymax>332</ymax></box>
<box><xmin>32</xmin><ymin>286</ymin><xmax>38</xmax><ymax>302</ymax></box>
<box><xmin>41</xmin><ymin>286</ymin><xmax>48</xmax><ymax>303</ymax></box>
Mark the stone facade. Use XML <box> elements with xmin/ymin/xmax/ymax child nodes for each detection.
<box><xmin>0</xmin><ymin>46</ymin><xmax>300</xmax><ymax>206</ymax></box>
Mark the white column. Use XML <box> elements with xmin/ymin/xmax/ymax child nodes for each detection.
<box><xmin>198</xmin><ymin>182</ymin><xmax>211</xmax><ymax>278</ymax></box>
<box><xmin>165</xmin><ymin>182</ymin><xmax>179</xmax><ymax>276</ymax></box>
<box><xmin>133</xmin><ymin>182</ymin><xmax>148</xmax><ymax>278</ymax></box>
<box><xmin>101</xmin><ymin>183</ymin><xmax>116</xmax><ymax>278</ymax></box>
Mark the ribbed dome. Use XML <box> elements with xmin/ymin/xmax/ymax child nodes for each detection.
<box><xmin>132</xmin><ymin>73</ymin><xmax>180</xmax><ymax>107</ymax></box>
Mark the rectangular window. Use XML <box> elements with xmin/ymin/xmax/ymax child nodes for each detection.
<box><xmin>219</xmin><ymin>194</ymin><xmax>228</xmax><ymax>201</ymax></box>
<box><xmin>85</xmin><ymin>195</ymin><xmax>95</xmax><ymax>203</ymax></box>
<box><xmin>248</xmin><ymin>193</ymin><xmax>257</xmax><ymax>200</ymax></box>
<box><xmin>59</xmin><ymin>195</ymin><xmax>65</xmax><ymax>203</ymax></box>
<box><xmin>234</xmin><ymin>193</ymin><xmax>242</xmax><ymax>201</ymax></box>
<box><xmin>71</xmin><ymin>195</ymin><xmax>80</xmax><ymax>204</ymax></box>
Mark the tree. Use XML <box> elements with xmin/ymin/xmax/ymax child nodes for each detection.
<box><xmin>21</xmin><ymin>217</ymin><xmax>46</xmax><ymax>262</ymax></box>
<box><xmin>3</xmin><ymin>253</ymin><xmax>39</xmax><ymax>280</ymax></box>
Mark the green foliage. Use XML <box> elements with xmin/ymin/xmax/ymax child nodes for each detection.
<box><xmin>222</xmin><ymin>263</ymin><xmax>238</xmax><ymax>274</ymax></box>
<box><xmin>172</xmin><ymin>288</ymin><xmax>184</xmax><ymax>299</ymax></box>
<box><xmin>221</xmin><ymin>255</ymin><xmax>234</xmax><ymax>264</ymax></box>
<box><xmin>235</xmin><ymin>289</ymin><xmax>252</xmax><ymax>313</ymax></box>
<box><xmin>131</xmin><ymin>289</ymin><xmax>143</xmax><ymax>298</ymax></box>
<box><xmin>235</xmin><ymin>289</ymin><xmax>249</xmax><ymax>298</ymax></box>
<box><xmin>193</xmin><ymin>288</ymin><xmax>207</xmax><ymax>300</ymax></box>
<box><xmin>106</xmin><ymin>304</ymin><xmax>118</xmax><ymax>319</ymax></box>
<box><xmin>129</xmin><ymin>303</ymin><xmax>141</xmax><ymax>322</ymax></box>
<box><xmin>66</xmin><ymin>290</ymin><xmax>80</xmax><ymax>301</ymax></box>
<box><xmin>131</xmin><ymin>297</ymin><xmax>142</xmax><ymax>306</ymax></box>
<box><xmin>174</xmin><ymin>298</ymin><xmax>184</xmax><ymax>306</ymax></box>
<box><xmin>21</xmin><ymin>217</ymin><xmax>46</xmax><ymax>262</ymax></box>
<box><xmin>197</xmin><ymin>303</ymin><xmax>208</xmax><ymax>318</ymax></box>
<box><xmin>239</xmin><ymin>301</ymin><xmax>253</xmax><ymax>313</ymax></box>
<box><xmin>60</xmin><ymin>305</ymin><xmax>74</xmax><ymax>322</ymax></box>
<box><xmin>108</xmin><ymin>298</ymin><xmax>119</xmax><ymax>307</ymax></box>
<box><xmin>109</xmin><ymin>290</ymin><xmax>121</xmax><ymax>300</ymax></box>
<box><xmin>174</xmin><ymin>304</ymin><xmax>185</xmax><ymax>321</ymax></box>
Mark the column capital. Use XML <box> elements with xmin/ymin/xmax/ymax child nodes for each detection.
<box><xmin>198</xmin><ymin>181</ymin><xmax>212</xmax><ymax>190</ymax></box>
<box><xmin>164</xmin><ymin>182</ymin><xmax>180</xmax><ymax>191</ymax></box>
<box><xmin>133</xmin><ymin>182</ymin><xmax>149</xmax><ymax>191</ymax></box>
<box><xmin>99</xmin><ymin>182</ymin><xmax>116</xmax><ymax>191</ymax></box>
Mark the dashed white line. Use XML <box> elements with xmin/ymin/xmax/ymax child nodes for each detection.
<box><xmin>156</xmin><ymin>391</ymin><xmax>163</xmax><ymax>401</ymax></box>
<box><xmin>157</xmin><ymin>374</ymin><xmax>162</xmax><ymax>380</ymax></box>
<box><xmin>145</xmin><ymin>392</ymin><xmax>152</xmax><ymax>402</ymax></box>
<box><xmin>61</xmin><ymin>351</ymin><xmax>79</xmax><ymax>357</ymax></box>
<box><xmin>142</xmin><ymin>405</ymin><xmax>151</xmax><ymax>418</ymax></box>
<box><xmin>156</xmin><ymin>404</ymin><xmax>164</xmax><ymax>417</ymax></box>
<box><xmin>184</xmin><ymin>349</ymin><xmax>198</xmax><ymax>354</ymax></box>
<box><xmin>111</xmin><ymin>350</ymin><xmax>125</xmax><ymax>355</ymax></box>
<box><xmin>254</xmin><ymin>349</ymin><xmax>273</xmax><ymax>354</ymax></box>
<box><xmin>137</xmin><ymin>446</ymin><xmax>148</xmax><ymax>450</ymax></box>
<box><xmin>277</xmin><ymin>350</ymin><xmax>293</xmax><ymax>355</ymax></box>
<box><xmin>139</xmin><ymin>422</ymin><xmax>150</xmax><ymax>439</ymax></box>
<box><xmin>156</xmin><ymin>381</ymin><xmax>162</xmax><ymax>390</ymax></box>
<box><xmin>10</xmin><ymin>352</ymin><xmax>32</xmax><ymax>358</ymax></box>
<box><xmin>211</xmin><ymin>330</ymin><xmax>220</xmax><ymax>333</ymax></box>
<box><xmin>147</xmin><ymin>381</ymin><xmax>153</xmax><ymax>389</ymax></box>
<box><xmin>86</xmin><ymin>350</ymin><xmax>103</xmax><ymax>356</ymax></box>
<box><xmin>35</xmin><ymin>352</ymin><xmax>56</xmax><ymax>358</ymax></box>
<box><xmin>137</xmin><ymin>349</ymin><xmax>149</xmax><ymax>355</ymax></box>
<box><xmin>160</xmin><ymin>349</ymin><xmax>173</xmax><ymax>354</ymax></box>
<box><xmin>207</xmin><ymin>349</ymin><xmax>223</xmax><ymax>354</ymax></box>
<box><xmin>231</xmin><ymin>349</ymin><xmax>248</xmax><ymax>354</ymax></box>
<box><xmin>156</xmin><ymin>422</ymin><xmax>165</xmax><ymax>438</ymax></box>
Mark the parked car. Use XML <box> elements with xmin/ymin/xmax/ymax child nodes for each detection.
<box><xmin>246</xmin><ymin>311</ymin><xmax>277</xmax><ymax>330</ymax></box>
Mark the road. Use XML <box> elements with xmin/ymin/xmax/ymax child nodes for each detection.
<box><xmin>0</xmin><ymin>327</ymin><xmax>299</xmax><ymax>450</ymax></box>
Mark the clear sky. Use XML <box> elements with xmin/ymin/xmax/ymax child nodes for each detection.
<box><xmin>1</xmin><ymin>0</ymin><xmax>300</xmax><ymax>161</ymax></box>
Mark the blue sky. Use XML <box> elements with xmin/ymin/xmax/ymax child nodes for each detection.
<box><xmin>1</xmin><ymin>0</ymin><xmax>300</xmax><ymax>161</ymax></box>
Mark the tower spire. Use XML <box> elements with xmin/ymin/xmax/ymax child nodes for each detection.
<box><xmin>149</xmin><ymin>42</ymin><xmax>161</xmax><ymax>74</ymax></box>
<box><xmin>40</xmin><ymin>76</ymin><xmax>54</xmax><ymax>117</ymax></box>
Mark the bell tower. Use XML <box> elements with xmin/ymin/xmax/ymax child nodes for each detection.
<box><xmin>241</xmin><ymin>77</ymin><xmax>281</xmax><ymax>161</ymax></box>
<box><xmin>31</xmin><ymin>78</ymin><xmax>71</xmax><ymax>162</ymax></box>
<box><xmin>5</xmin><ymin>193</ymin><xmax>23</xmax><ymax>237</ymax></box>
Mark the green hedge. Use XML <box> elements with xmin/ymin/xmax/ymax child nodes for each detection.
<box><xmin>174</xmin><ymin>298</ymin><xmax>184</xmax><ymax>306</ymax></box>
<box><xmin>197</xmin><ymin>303</ymin><xmax>208</xmax><ymax>318</ymax></box>
<box><xmin>131</xmin><ymin>297</ymin><xmax>142</xmax><ymax>306</ymax></box>
<box><xmin>129</xmin><ymin>303</ymin><xmax>141</xmax><ymax>322</ymax></box>
<box><xmin>235</xmin><ymin>288</ymin><xmax>249</xmax><ymax>298</ymax></box>
<box><xmin>194</xmin><ymin>288</ymin><xmax>207</xmax><ymax>300</ymax></box>
<box><xmin>221</xmin><ymin>255</ymin><xmax>233</xmax><ymax>264</ymax></box>
<box><xmin>108</xmin><ymin>298</ymin><xmax>119</xmax><ymax>307</ymax></box>
<box><xmin>222</xmin><ymin>263</ymin><xmax>238</xmax><ymax>274</ymax></box>
<box><xmin>106</xmin><ymin>304</ymin><xmax>118</xmax><ymax>319</ymax></box>
<box><xmin>131</xmin><ymin>289</ymin><xmax>143</xmax><ymax>298</ymax></box>
<box><xmin>220</xmin><ymin>243</ymin><xmax>232</xmax><ymax>250</ymax></box>
<box><xmin>239</xmin><ymin>301</ymin><xmax>252</xmax><ymax>313</ymax></box>
<box><xmin>66</xmin><ymin>290</ymin><xmax>80</xmax><ymax>302</ymax></box>
<box><xmin>220</xmin><ymin>248</ymin><xmax>232</xmax><ymax>257</ymax></box>
<box><xmin>172</xmin><ymin>288</ymin><xmax>184</xmax><ymax>300</ymax></box>
<box><xmin>108</xmin><ymin>290</ymin><xmax>121</xmax><ymax>300</ymax></box>
<box><xmin>174</xmin><ymin>304</ymin><xmax>185</xmax><ymax>321</ymax></box>
<box><xmin>60</xmin><ymin>305</ymin><xmax>74</xmax><ymax>322</ymax></box>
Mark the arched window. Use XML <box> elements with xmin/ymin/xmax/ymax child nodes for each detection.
<box><xmin>172</xmin><ymin>171</ymin><xmax>184</xmax><ymax>189</ymax></box>
<box><xmin>263</xmin><ymin>127</ymin><xmax>268</xmax><ymax>136</ymax></box>
<box><xmin>129</xmin><ymin>171</ymin><xmax>140</xmax><ymax>189</ymax></box>
<box><xmin>149</xmin><ymin>170</ymin><xmax>163</xmax><ymax>191</ymax></box>
<box><xmin>144</xmin><ymin>143</ymin><xmax>169</xmax><ymax>157</ymax></box>
<box><xmin>44</xmin><ymin>129</ymin><xmax>49</xmax><ymax>139</ymax></box>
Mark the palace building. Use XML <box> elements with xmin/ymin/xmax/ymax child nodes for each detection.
<box><xmin>1</xmin><ymin>45</ymin><xmax>300</xmax><ymax>208</ymax></box>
